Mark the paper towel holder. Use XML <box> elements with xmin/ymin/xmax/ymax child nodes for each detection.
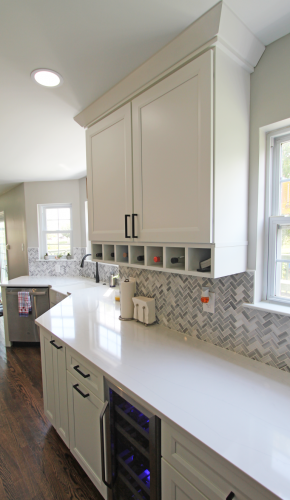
<box><xmin>132</xmin><ymin>296</ymin><xmax>156</xmax><ymax>326</ymax></box>
<box><xmin>119</xmin><ymin>278</ymin><xmax>136</xmax><ymax>321</ymax></box>
<box><xmin>119</xmin><ymin>315</ymin><xmax>134</xmax><ymax>321</ymax></box>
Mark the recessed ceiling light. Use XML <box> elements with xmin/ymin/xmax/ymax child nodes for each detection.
<box><xmin>31</xmin><ymin>69</ymin><xmax>63</xmax><ymax>87</ymax></box>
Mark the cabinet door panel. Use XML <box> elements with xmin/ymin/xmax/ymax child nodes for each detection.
<box><xmin>162</xmin><ymin>459</ymin><xmax>208</xmax><ymax>500</ymax></box>
<box><xmin>86</xmin><ymin>103</ymin><xmax>132</xmax><ymax>242</ymax></box>
<box><xmin>67</xmin><ymin>371</ymin><xmax>107</xmax><ymax>498</ymax></box>
<box><xmin>133</xmin><ymin>51</ymin><xmax>213</xmax><ymax>243</ymax></box>
<box><xmin>52</xmin><ymin>337</ymin><xmax>69</xmax><ymax>447</ymax></box>
<box><xmin>40</xmin><ymin>331</ymin><xmax>56</xmax><ymax>426</ymax></box>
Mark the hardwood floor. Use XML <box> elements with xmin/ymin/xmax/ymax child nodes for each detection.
<box><xmin>0</xmin><ymin>317</ymin><xmax>104</xmax><ymax>500</ymax></box>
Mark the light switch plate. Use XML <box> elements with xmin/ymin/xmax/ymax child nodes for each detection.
<box><xmin>203</xmin><ymin>292</ymin><xmax>215</xmax><ymax>314</ymax></box>
<box><xmin>55</xmin><ymin>264</ymin><xmax>60</xmax><ymax>273</ymax></box>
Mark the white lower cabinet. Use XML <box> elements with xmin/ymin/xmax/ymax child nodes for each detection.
<box><xmin>40</xmin><ymin>328</ymin><xmax>69</xmax><ymax>447</ymax></box>
<box><xmin>162</xmin><ymin>459</ymin><xmax>208</xmax><ymax>500</ymax></box>
<box><xmin>40</xmin><ymin>334</ymin><xmax>278</xmax><ymax>500</ymax></box>
<box><xmin>67</xmin><ymin>371</ymin><xmax>107</xmax><ymax>499</ymax></box>
<box><xmin>52</xmin><ymin>337</ymin><xmax>70</xmax><ymax>447</ymax></box>
<box><xmin>161</xmin><ymin>421</ymin><xmax>277</xmax><ymax>500</ymax></box>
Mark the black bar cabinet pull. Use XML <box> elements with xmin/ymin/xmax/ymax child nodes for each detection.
<box><xmin>73</xmin><ymin>365</ymin><xmax>90</xmax><ymax>378</ymax></box>
<box><xmin>125</xmin><ymin>214</ymin><xmax>130</xmax><ymax>238</ymax></box>
<box><xmin>50</xmin><ymin>340</ymin><xmax>62</xmax><ymax>349</ymax></box>
<box><xmin>73</xmin><ymin>383</ymin><xmax>89</xmax><ymax>398</ymax></box>
<box><xmin>100</xmin><ymin>401</ymin><xmax>111</xmax><ymax>488</ymax></box>
<box><xmin>226</xmin><ymin>493</ymin><xmax>235</xmax><ymax>500</ymax></box>
<box><xmin>132</xmin><ymin>213</ymin><xmax>138</xmax><ymax>238</ymax></box>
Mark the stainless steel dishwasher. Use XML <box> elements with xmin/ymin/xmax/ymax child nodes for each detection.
<box><xmin>6</xmin><ymin>287</ymin><xmax>50</xmax><ymax>342</ymax></box>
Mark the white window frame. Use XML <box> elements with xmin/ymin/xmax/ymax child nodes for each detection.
<box><xmin>38</xmin><ymin>203</ymin><xmax>73</xmax><ymax>258</ymax></box>
<box><xmin>266</xmin><ymin>127</ymin><xmax>290</xmax><ymax>305</ymax></box>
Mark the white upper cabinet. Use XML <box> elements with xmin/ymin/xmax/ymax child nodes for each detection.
<box><xmin>78</xmin><ymin>3</ymin><xmax>265</xmax><ymax>274</ymax></box>
<box><xmin>132</xmin><ymin>51</ymin><xmax>213</xmax><ymax>243</ymax></box>
<box><xmin>86</xmin><ymin>103</ymin><xmax>132</xmax><ymax>242</ymax></box>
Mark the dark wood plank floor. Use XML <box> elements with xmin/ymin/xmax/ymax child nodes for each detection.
<box><xmin>0</xmin><ymin>317</ymin><xmax>104</xmax><ymax>500</ymax></box>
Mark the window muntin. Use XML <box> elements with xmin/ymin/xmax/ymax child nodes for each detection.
<box><xmin>39</xmin><ymin>204</ymin><xmax>72</xmax><ymax>257</ymax></box>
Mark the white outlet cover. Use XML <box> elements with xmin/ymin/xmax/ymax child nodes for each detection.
<box><xmin>203</xmin><ymin>292</ymin><xmax>215</xmax><ymax>314</ymax></box>
<box><xmin>55</xmin><ymin>264</ymin><xmax>61</xmax><ymax>273</ymax></box>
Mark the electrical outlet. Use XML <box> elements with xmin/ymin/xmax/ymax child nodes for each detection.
<box><xmin>203</xmin><ymin>292</ymin><xmax>215</xmax><ymax>314</ymax></box>
<box><xmin>55</xmin><ymin>264</ymin><xmax>60</xmax><ymax>273</ymax></box>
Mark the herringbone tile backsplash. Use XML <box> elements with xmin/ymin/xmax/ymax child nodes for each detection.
<box><xmin>119</xmin><ymin>266</ymin><xmax>290</xmax><ymax>372</ymax></box>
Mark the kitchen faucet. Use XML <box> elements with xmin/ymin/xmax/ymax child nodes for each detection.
<box><xmin>80</xmin><ymin>253</ymin><xmax>99</xmax><ymax>283</ymax></box>
<box><xmin>80</xmin><ymin>254</ymin><xmax>91</xmax><ymax>267</ymax></box>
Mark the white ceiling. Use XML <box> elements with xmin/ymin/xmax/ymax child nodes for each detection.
<box><xmin>1</xmin><ymin>0</ymin><xmax>290</xmax><ymax>195</ymax></box>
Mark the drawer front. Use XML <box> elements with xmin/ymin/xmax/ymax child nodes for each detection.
<box><xmin>162</xmin><ymin>459</ymin><xmax>208</xmax><ymax>500</ymax></box>
<box><xmin>66</xmin><ymin>349</ymin><xmax>104</xmax><ymax>401</ymax></box>
<box><xmin>162</xmin><ymin>421</ymin><xmax>275</xmax><ymax>500</ymax></box>
<box><xmin>50</xmin><ymin>289</ymin><xmax>67</xmax><ymax>306</ymax></box>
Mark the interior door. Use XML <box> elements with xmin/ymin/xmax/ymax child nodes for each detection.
<box><xmin>132</xmin><ymin>50</ymin><xmax>213</xmax><ymax>243</ymax></box>
<box><xmin>86</xmin><ymin>103</ymin><xmax>133</xmax><ymax>242</ymax></box>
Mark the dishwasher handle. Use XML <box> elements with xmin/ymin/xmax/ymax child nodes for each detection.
<box><xmin>6</xmin><ymin>290</ymin><xmax>47</xmax><ymax>296</ymax></box>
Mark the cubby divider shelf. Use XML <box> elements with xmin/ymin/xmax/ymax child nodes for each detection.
<box><xmin>130</xmin><ymin>245</ymin><xmax>145</xmax><ymax>265</ymax></box>
<box><xmin>90</xmin><ymin>242</ymin><xmax>218</xmax><ymax>277</ymax></box>
<box><xmin>116</xmin><ymin>245</ymin><xmax>129</xmax><ymax>264</ymax></box>
<box><xmin>92</xmin><ymin>243</ymin><xmax>103</xmax><ymax>261</ymax></box>
<box><xmin>166</xmin><ymin>246</ymin><xmax>186</xmax><ymax>271</ymax></box>
<box><xmin>146</xmin><ymin>246</ymin><xmax>164</xmax><ymax>268</ymax></box>
<box><xmin>104</xmin><ymin>244</ymin><xmax>115</xmax><ymax>262</ymax></box>
<box><xmin>188</xmin><ymin>247</ymin><xmax>211</xmax><ymax>273</ymax></box>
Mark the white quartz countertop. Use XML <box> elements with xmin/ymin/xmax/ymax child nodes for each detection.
<box><xmin>35</xmin><ymin>284</ymin><xmax>290</xmax><ymax>500</ymax></box>
<box><xmin>2</xmin><ymin>275</ymin><xmax>100</xmax><ymax>295</ymax></box>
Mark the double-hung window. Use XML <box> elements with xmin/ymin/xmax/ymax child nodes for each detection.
<box><xmin>38</xmin><ymin>204</ymin><xmax>72</xmax><ymax>257</ymax></box>
<box><xmin>267</xmin><ymin>130</ymin><xmax>290</xmax><ymax>303</ymax></box>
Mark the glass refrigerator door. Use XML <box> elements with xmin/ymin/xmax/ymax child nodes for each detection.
<box><xmin>104</xmin><ymin>381</ymin><xmax>161</xmax><ymax>500</ymax></box>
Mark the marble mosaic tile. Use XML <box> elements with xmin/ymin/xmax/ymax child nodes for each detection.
<box><xmin>28</xmin><ymin>247</ymin><xmax>119</xmax><ymax>283</ymax></box>
<box><xmin>28</xmin><ymin>246</ymin><xmax>290</xmax><ymax>372</ymax></box>
<box><xmin>119</xmin><ymin>266</ymin><xmax>290</xmax><ymax>373</ymax></box>
<box><xmin>80</xmin><ymin>260</ymin><xmax>119</xmax><ymax>282</ymax></box>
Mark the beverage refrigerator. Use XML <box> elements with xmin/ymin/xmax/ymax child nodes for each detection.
<box><xmin>100</xmin><ymin>380</ymin><xmax>161</xmax><ymax>500</ymax></box>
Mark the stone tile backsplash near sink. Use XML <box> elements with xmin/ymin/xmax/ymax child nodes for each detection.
<box><xmin>119</xmin><ymin>266</ymin><xmax>290</xmax><ymax>373</ymax></box>
<box><xmin>28</xmin><ymin>247</ymin><xmax>290</xmax><ymax>372</ymax></box>
<box><xmin>28</xmin><ymin>247</ymin><xmax>118</xmax><ymax>283</ymax></box>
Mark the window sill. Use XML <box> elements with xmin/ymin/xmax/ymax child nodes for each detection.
<box><xmin>37</xmin><ymin>259</ymin><xmax>77</xmax><ymax>262</ymax></box>
<box><xmin>243</xmin><ymin>301</ymin><xmax>290</xmax><ymax>316</ymax></box>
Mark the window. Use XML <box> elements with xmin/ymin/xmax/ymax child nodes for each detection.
<box><xmin>267</xmin><ymin>130</ymin><xmax>290</xmax><ymax>303</ymax></box>
<box><xmin>38</xmin><ymin>204</ymin><xmax>72</xmax><ymax>258</ymax></box>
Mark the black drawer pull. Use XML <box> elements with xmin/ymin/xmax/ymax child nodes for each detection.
<box><xmin>125</xmin><ymin>214</ymin><xmax>131</xmax><ymax>238</ymax></box>
<box><xmin>73</xmin><ymin>365</ymin><xmax>90</xmax><ymax>378</ymax></box>
<box><xmin>73</xmin><ymin>384</ymin><xmax>89</xmax><ymax>398</ymax></box>
<box><xmin>226</xmin><ymin>493</ymin><xmax>235</xmax><ymax>500</ymax></box>
<box><xmin>50</xmin><ymin>340</ymin><xmax>63</xmax><ymax>349</ymax></box>
<box><xmin>132</xmin><ymin>213</ymin><xmax>138</xmax><ymax>238</ymax></box>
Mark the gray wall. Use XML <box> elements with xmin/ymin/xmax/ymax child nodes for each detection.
<box><xmin>79</xmin><ymin>177</ymin><xmax>87</xmax><ymax>247</ymax></box>
<box><xmin>24</xmin><ymin>180</ymin><xmax>83</xmax><ymax>249</ymax></box>
<box><xmin>249</xmin><ymin>33</ymin><xmax>290</xmax><ymax>280</ymax></box>
<box><xmin>0</xmin><ymin>184</ymin><xmax>28</xmax><ymax>279</ymax></box>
